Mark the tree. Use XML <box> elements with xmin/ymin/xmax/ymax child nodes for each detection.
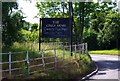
<box><xmin>102</xmin><ymin>11</ymin><xmax>120</xmax><ymax>49</ymax></box>
<box><xmin>2</xmin><ymin>2</ymin><xmax>25</xmax><ymax>47</ymax></box>
<box><xmin>35</xmin><ymin>2</ymin><xmax>119</xmax><ymax>50</ymax></box>
<box><xmin>30</xmin><ymin>23</ymin><xmax>38</xmax><ymax>31</ymax></box>
<box><xmin>89</xmin><ymin>2</ymin><xmax>118</xmax><ymax>49</ymax></box>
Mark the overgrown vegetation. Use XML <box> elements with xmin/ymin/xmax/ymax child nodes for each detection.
<box><xmin>27</xmin><ymin>54</ymin><xmax>94</xmax><ymax>80</ymax></box>
<box><xmin>2</xmin><ymin>43</ymin><xmax>94</xmax><ymax>80</ymax></box>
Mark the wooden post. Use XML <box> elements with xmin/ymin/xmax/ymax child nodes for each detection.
<box><xmin>75</xmin><ymin>44</ymin><xmax>76</xmax><ymax>60</ymax></box>
<box><xmin>82</xmin><ymin>43</ymin><xmax>84</xmax><ymax>54</ymax></box>
<box><xmin>25</xmin><ymin>51</ymin><xmax>29</xmax><ymax>75</ymax></box>
<box><xmin>39</xmin><ymin>18</ymin><xmax>42</xmax><ymax>51</ymax></box>
<box><xmin>63</xmin><ymin>47</ymin><xmax>65</xmax><ymax>61</ymax></box>
<box><xmin>84</xmin><ymin>43</ymin><xmax>85</xmax><ymax>54</ymax></box>
<box><xmin>68</xmin><ymin>2</ymin><xmax>73</xmax><ymax>56</ymax></box>
<box><xmin>79</xmin><ymin>44</ymin><xmax>80</xmax><ymax>54</ymax></box>
<box><xmin>54</xmin><ymin>48</ymin><xmax>57</xmax><ymax>68</ymax></box>
<box><xmin>26</xmin><ymin>51</ymin><xmax>29</xmax><ymax>64</ymax></box>
<box><xmin>42</xmin><ymin>49</ymin><xmax>45</xmax><ymax>70</ymax></box>
<box><xmin>69</xmin><ymin>45</ymin><xmax>72</xmax><ymax>60</ymax></box>
<box><xmin>84</xmin><ymin>43</ymin><xmax>86</xmax><ymax>54</ymax></box>
<box><xmin>78</xmin><ymin>44</ymin><xmax>81</xmax><ymax>59</ymax></box>
<box><xmin>9</xmin><ymin>52</ymin><xmax>11</xmax><ymax>77</ymax></box>
<box><xmin>85</xmin><ymin>43</ymin><xmax>88</xmax><ymax>54</ymax></box>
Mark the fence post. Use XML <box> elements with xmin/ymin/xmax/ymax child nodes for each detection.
<box><xmin>78</xmin><ymin>44</ymin><xmax>81</xmax><ymax>60</ymax></box>
<box><xmin>78</xmin><ymin>44</ymin><xmax>82</xmax><ymax>59</ymax></box>
<box><xmin>69</xmin><ymin>45</ymin><xmax>72</xmax><ymax>60</ymax></box>
<box><xmin>79</xmin><ymin>44</ymin><xmax>80</xmax><ymax>54</ymax></box>
<box><xmin>25</xmin><ymin>51</ymin><xmax>29</xmax><ymax>76</ymax></box>
<box><xmin>75</xmin><ymin>44</ymin><xmax>76</xmax><ymax>60</ymax></box>
<box><xmin>54</xmin><ymin>48</ymin><xmax>57</xmax><ymax>68</ymax></box>
<box><xmin>84</xmin><ymin>43</ymin><xmax>85</xmax><ymax>54</ymax></box>
<box><xmin>85</xmin><ymin>43</ymin><xmax>88</xmax><ymax>54</ymax></box>
<box><xmin>82</xmin><ymin>43</ymin><xmax>84</xmax><ymax>54</ymax></box>
<box><xmin>84</xmin><ymin>43</ymin><xmax>86</xmax><ymax>54</ymax></box>
<box><xmin>63</xmin><ymin>47</ymin><xmax>65</xmax><ymax>61</ymax></box>
<box><xmin>42</xmin><ymin>49</ymin><xmax>45</xmax><ymax>70</ymax></box>
<box><xmin>9</xmin><ymin>52</ymin><xmax>11</xmax><ymax>77</ymax></box>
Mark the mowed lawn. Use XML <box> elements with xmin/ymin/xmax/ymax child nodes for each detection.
<box><xmin>89</xmin><ymin>49</ymin><xmax>120</xmax><ymax>56</ymax></box>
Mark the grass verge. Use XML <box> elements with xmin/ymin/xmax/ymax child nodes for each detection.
<box><xmin>89</xmin><ymin>49</ymin><xmax>120</xmax><ymax>56</ymax></box>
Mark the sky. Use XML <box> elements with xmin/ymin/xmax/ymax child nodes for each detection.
<box><xmin>17</xmin><ymin>0</ymin><xmax>120</xmax><ymax>24</ymax></box>
<box><xmin>17</xmin><ymin>0</ymin><xmax>39</xmax><ymax>24</ymax></box>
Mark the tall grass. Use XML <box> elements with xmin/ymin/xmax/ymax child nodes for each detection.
<box><xmin>2</xmin><ymin>42</ymin><xmax>94</xmax><ymax>80</ymax></box>
<box><xmin>27</xmin><ymin>52</ymin><xmax>94</xmax><ymax>80</ymax></box>
<box><xmin>2</xmin><ymin>42</ymin><xmax>64</xmax><ymax>52</ymax></box>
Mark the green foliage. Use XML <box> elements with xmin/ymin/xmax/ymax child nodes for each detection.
<box><xmin>36</xmin><ymin>2</ymin><xmax>66</xmax><ymax>18</ymax></box>
<box><xmin>83</xmin><ymin>27</ymin><xmax>98</xmax><ymax>50</ymax></box>
<box><xmin>83</xmin><ymin>2</ymin><xmax>119</xmax><ymax>50</ymax></box>
<box><xmin>2</xmin><ymin>2</ymin><xmax>25</xmax><ymax>47</ymax></box>
<box><xmin>2</xmin><ymin>2</ymin><xmax>119</xmax><ymax>50</ymax></box>
<box><xmin>35</xmin><ymin>2</ymin><xmax>119</xmax><ymax>50</ymax></box>
<box><xmin>104</xmin><ymin>12</ymin><xmax>120</xmax><ymax>40</ymax></box>
<box><xmin>22</xmin><ymin>21</ymin><xmax>30</xmax><ymax>31</ymax></box>
<box><xmin>93</xmin><ymin>11</ymin><xmax>120</xmax><ymax>49</ymax></box>
<box><xmin>2</xmin><ymin>2</ymin><xmax>39</xmax><ymax>48</ymax></box>
<box><xmin>30</xmin><ymin>23</ymin><xmax>39</xmax><ymax>31</ymax></box>
<box><xmin>19</xmin><ymin>23</ymin><xmax>39</xmax><ymax>42</ymax></box>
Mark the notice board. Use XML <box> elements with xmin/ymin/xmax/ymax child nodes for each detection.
<box><xmin>41</xmin><ymin>18</ymin><xmax>70</xmax><ymax>38</ymax></box>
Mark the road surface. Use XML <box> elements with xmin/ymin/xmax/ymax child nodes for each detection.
<box><xmin>85</xmin><ymin>54</ymin><xmax>120</xmax><ymax>81</ymax></box>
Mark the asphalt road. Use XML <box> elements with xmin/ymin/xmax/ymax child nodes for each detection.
<box><xmin>85</xmin><ymin>54</ymin><xmax>120</xmax><ymax>81</ymax></box>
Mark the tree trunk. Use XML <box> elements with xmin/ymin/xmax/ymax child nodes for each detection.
<box><xmin>79</xmin><ymin>2</ymin><xmax>85</xmax><ymax>44</ymax></box>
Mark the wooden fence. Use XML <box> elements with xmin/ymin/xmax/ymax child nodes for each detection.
<box><xmin>0</xmin><ymin>43</ymin><xmax>88</xmax><ymax>79</ymax></box>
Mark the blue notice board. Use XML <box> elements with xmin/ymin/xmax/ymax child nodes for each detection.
<box><xmin>42</xmin><ymin>18</ymin><xmax>70</xmax><ymax>38</ymax></box>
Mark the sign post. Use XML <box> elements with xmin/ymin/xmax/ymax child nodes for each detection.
<box><xmin>39</xmin><ymin>18</ymin><xmax>42</xmax><ymax>51</ymax></box>
<box><xmin>69</xmin><ymin>2</ymin><xmax>73</xmax><ymax>56</ymax></box>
